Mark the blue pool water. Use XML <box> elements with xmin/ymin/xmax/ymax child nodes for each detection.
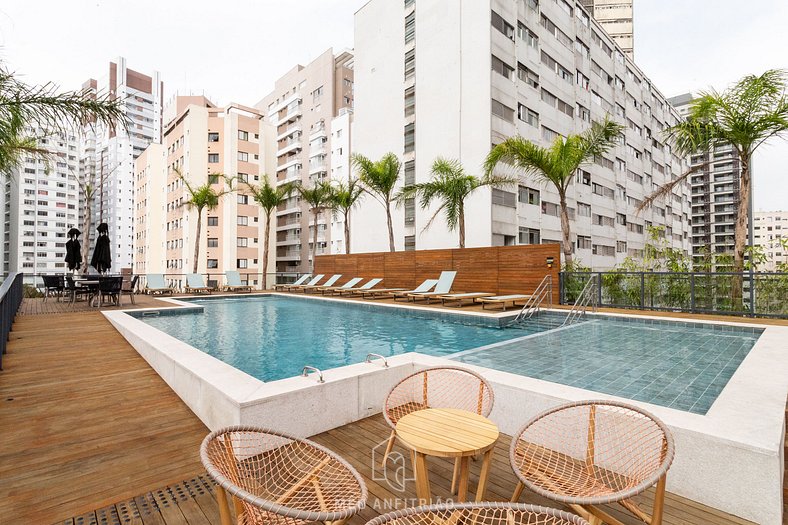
<box><xmin>137</xmin><ymin>296</ymin><xmax>761</xmax><ymax>415</ymax></box>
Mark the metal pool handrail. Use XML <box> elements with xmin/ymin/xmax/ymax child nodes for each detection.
<box><xmin>302</xmin><ymin>365</ymin><xmax>325</xmax><ymax>383</ymax></box>
<box><xmin>365</xmin><ymin>353</ymin><xmax>389</xmax><ymax>368</ymax></box>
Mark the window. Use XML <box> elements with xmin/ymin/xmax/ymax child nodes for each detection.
<box><xmin>592</xmin><ymin>183</ymin><xmax>614</xmax><ymax>199</ymax></box>
<box><xmin>404</xmin><ymin>160</ymin><xmax>416</xmax><ymax>185</ymax></box>
<box><xmin>404</xmin><ymin>235</ymin><xmax>416</xmax><ymax>251</ymax></box>
<box><xmin>208</xmin><ymin>153</ymin><xmax>219</xmax><ymax>163</ymax></box>
<box><xmin>237</xmin><ymin>173</ymin><xmax>249</xmax><ymax>183</ymax></box>
<box><xmin>577</xmin><ymin>202</ymin><xmax>591</xmax><ymax>217</ymax></box>
<box><xmin>492</xmin><ymin>189</ymin><xmax>516</xmax><ymax>207</ymax></box>
<box><xmin>517</xmin><ymin>63</ymin><xmax>539</xmax><ymax>88</ymax></box>
<box><xmin>238</xmin><ymin>151</ymin><xmax>249</xmax><ymax>162</ymax></box>
<box><xmin>238</xmin><ymin>130</ymin><xmax>249</xmax><ymax>141</ymax></box>
<box><xmin>577</xmin><ymin>103</ymin><xmax>590</xmax><ymax>122</ymax></box>
<box><xmin>541</xmin><ymin>126</ymin><xmax>558</xmax><ymax>142</ymax></box>
<box><xmin>593</xmin><ymin>214</ymin><xmax>615</xmax><ymax>227</ymax></box>
<box><xmin>491</xmin><ymin>99</ymin><xmax>514</xmax><ymax>123</ymax></box>
<box><xmin>208</xmin><ymin>174</ymin><xmax>219</xmax><ymax>184</ymax></box>
<box><xmin>541</xmin><ymin>201</ymin><xmax>560</xmax><ymax>216</ymax></box>
<box><xmin>208</xmin><ymin>132</ymin><xmax>219</xmax><ymax>142</ymax></box>
<box><xmin>519</xmin><ymin>227</ymin><xmax>540</xmax><ymax>245</ymax></box>
<box><xmin>237</xmin><ymin>259</ymin><xmax>248</xmax><ymax>269</ymax></box>
<box><xmin>207</xmin><ymin>217</ymin><xmax>218</xmax><ymax>226</ymax></box>
<box><xmin>518</xmin><ymin>104</ymin><xmax>539</xmax><ymax>127</ymax></box>
<box><xmin>404</xmin><ymin>123</ymin><xmax>415</xmax><ymax>153</ymax></box>
<box><xmin>517</xmin><ymin>23</ymin><xmax>538</xmax><ymax>48</ymax></box>
<box><xmin>574</xmin><ymin>39</ymin><xmax>590</xmax><ymax>59</ymax></box>
<box><xmin>237</xmin><ymin>238</ymin><xmax>248</xmax><ymax>247</ymax></box>
<box><xmin>616</xmin><ymin>158</ymin><xmax>627</xmax><ymax>173</ymax></box>
<box><xmin>576</xmin><ymin>71</ymin><xmax>589</xmax><ymax>91</ymax></box>
<box><xmin>577</xmin><ymin>170</ymin><xmax>591</xmax><ymax>185</ymax></box>
<box><xmin>540</xmin><ymin>51</ymin><xmax>570</xmax><ymax>83</ymax></box>
<box><xmin>207</xmin><ymin>238</ymin><xmax>218</xmax><ymax>248</ymax></box>
<box><xmin>404</xmin><ymin>49</ymin><xmax>415</xmax><ymax>80</ymax></box>
<box><xmin>491</xmin><ymin>55</ymin><xmax>514</xmax><ymax>80</ymax></box>
<box><xmin>207</xmin><ymin>259</ymin><xmax>218</xmax><ymax>269</ymax></box>
<box><xmin>617</xmin><ymin>241</ymin><xmax>627</xmax><ymax>253</ymax></box>
<box><xmin>540</xmin><ymin>14</ymin><xmax>571</xmax><ymax>47</ymax></box>
<box><xmin>491</xmin><ymin>10</ymin><xmax>514</xmax><ymax>40</ymax></box>
<box><xmin>616</xmin><ymin>213</ymin><xmax>627</xmax><ymax>225</ymax></box>
<box><xmin>577</xmin><ymin>236</ymin><xmax>592</xmax><ymax>250</ymax></box>
<box><xmin>238</xmin><ymin>194</ymin><xmax>249</xmax><ymax>205</ymax></box>
<box><xmin>593</xmin><ymin>244</ymin><xmax>615</xmax><ymax>256</ymax></box>
<box><xmin>518</xmin><ymin>186</ymin><xmax>540</xmax><ymax>205</ymax></box>
<box><xmin>237</xmin><ymin>216</ymin><xmax>248</xmax><ymax>226</ymax></box>
<box><xmin>405</xmin><ymin>11</ymin><xmax>415</xmax><ymax>43</ymax></box>
<box><xmin>404</xmin><ymin>86</ymin><xmax>415</xmax><ymax>117</ymax></box>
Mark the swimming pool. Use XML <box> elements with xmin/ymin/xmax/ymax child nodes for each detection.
<box><xmin>137</xmin><ymin>295</ymin><xmax>761</xmax><ymax>415</ymax></box>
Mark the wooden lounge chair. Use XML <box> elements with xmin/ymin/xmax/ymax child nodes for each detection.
<box><xmin>406</xmin><ymin>271</ymin><xmax>457</xmax><ymax>303</ymax></box>
<box><xmin>320</xmin><ymin>277</ymin><xmax>363</xmax><ymax>295</ymax></box>
<box><xmin>223</xmin><ymin>270</ymin><xmax>253</xmax><ymax>293</ymax></box>
<box><xmin>283</xmin><ymin>274</ymin><xmax>324</xmax><ymax>292</ymax></box>
<box><xmin>185</xmin><ymin>273</ymin><xmax>214</xmax><ymax>294</ymax></box>
<box><xmin>476</xmin><ymin>294</ymin><xmax>533</xmax><ymax>311</ymax></box>
<box><xmin>438</xmin><ymin>292</ymin><xmax>495</xmax><ymax>307</ymax></box>
<box><xmin>273</xmin><ymin>274</ymin><xmax>311</xmax><ymax>291</ymax></box>
<box><xmin>381</xmin><ymin>279</ymin><xmax>439</xmax><ymax>301</ymax></box>
<box><xmin>336</xmin><ymin>278</ymin><xmax>383</xmax><ymax>296</ymax></box>
<box><xmin>366</xmin><ymin>502</ymin><xmax>587</xmax><ymax>525</ymax></box>
<box><xmin>302</xmin><ymin>274</ymin><xmax>342</xmax><ymax>293</ymax></box>
<box><xmin>201</xmin><ymin>426</ymin><xmax>368</xmax><ymax>525</ymax></box>
<box><xmin>145</xmin><ymin>273</ymin><xmax>173</xmax><ymax>295</ymax></box>
<box><xmin>510</xmin><ymin>400</ymin><xmax>674</xmax><ymax>525</ymax></box>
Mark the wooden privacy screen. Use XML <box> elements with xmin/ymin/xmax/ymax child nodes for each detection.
<box><xmin>314</xmin><ymin>244</ymin><xmax>560</xmax><ymax>302</ymax></box>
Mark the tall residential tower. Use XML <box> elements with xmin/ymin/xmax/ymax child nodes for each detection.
<box><xmin>579</xmin><ymin>0</ymin><xmax>634</xmax><ymax>57</ymax></box>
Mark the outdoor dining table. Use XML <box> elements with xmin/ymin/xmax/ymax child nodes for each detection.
<box><xmin>75</xmin><ymin>279</ymin><xmax>100</xmax><ymax>306</ymax></box>
<box><xmin>395</xmin><ymin>407</ymin><xmax>499</xmax><ymax>504</ymax></box>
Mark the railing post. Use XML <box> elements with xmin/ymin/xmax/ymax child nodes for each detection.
<box><xmin>749</xmin><ymin>272</ymin><xmax>756</xmax><ymax>318</ymax></box>
<box><xmin>640</xmin><ymin>272</ymin><xmax>645</xmax><ymax>309</ymax></box>
<box><xmin>558</xmin><ymin>272</ymin><xmax>563</xmax><ymax>305</ymax></box>
<box><xmin>596</xmin><ymin>272</ymin><xmax>602</xmax><ymax>308</ymax></box>
<box><xmin>690</xmin><ymin>273</ymin><xmax>696</xmax><ymax>314</ymax></box>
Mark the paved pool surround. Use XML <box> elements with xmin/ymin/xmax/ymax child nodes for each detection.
<box><xmin>104</xmin><ymin>293</ymin><xmax>788</xmax><ymax>525</ymax></box>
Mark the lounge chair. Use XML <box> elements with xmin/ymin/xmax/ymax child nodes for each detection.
<box><xmin>301</xmin><ymin>274</ymin><xmax>342</xmax><ymax>293</ymax></box>
<box><xmin>336</xmin><ymin>278</ymin><xmax>383</xmax><ymax>296</ymax></box>
<box><xmin>320</xmin><ymin>277</ymin><xmax>363</xmax><ymax>295</ymax></box>
<box><xmin>145</xmin><ymin>274</ymin><xmax>173</xmax><ymax>295</ymax></box>
<box><xmin>122</xmin><ymin>275</ymin><xmax>139</xmax><ymax>304</ymax></box>
<box><xmin>223</xmin><ymin>271</ymin><xmax>253</xmax><ymax>293</ymax></box>
<box><xmin>364</xmin><ymin>279</ymin><xmax>437</xmax><ymax>300</ymax></box>
<box><xmin>476</xmin><ymin>294</ymin><xmax>533</xmax><ymax>311</ymax></box>
<box><xmin>185</xmin><ymin>273</ymin><xmax>214</xmax><ymax>294</ymax></box>
<box><xmin>404</xmin><ymin>271</ymin><xmax>457</xmax><ymax>303</ymax></box>
<box><xmin>284</xmin><ymin>274</ymin><xmax>324</xmax><ymax>292</ymax></box>
<box><xmin>438</xmin><ymin>292</ymin><xmax>496</xmax><ymax>307</ymax></box>
<box><xmin>272</xmin><ymin>274</ymin><xmax>311</xmax><ymax>291</ymax></box>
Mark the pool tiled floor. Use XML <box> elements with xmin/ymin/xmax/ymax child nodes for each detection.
<box><xmin>455</xmin><ymin>319</ymin><xmax>761</xmax><ymax>414</ymax></box>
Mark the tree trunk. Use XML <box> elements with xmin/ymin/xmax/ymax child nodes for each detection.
<box><xmin>458</xmin><ymin>204</ymin><xmax>466</xmax><ymax>249</ymax></box>
<box><xmin>81</xmin><ymin>192</ymin><xmax>92</xmax><ymax>274</ymax></box>
<box><xmin>262</xmin><ymin>212</ymin><xmax>271</xmax><ymax>290</ymax></box>
<box><xmin>385</xmin><ymin>198</ymin><xmax>395</xmax><ymax>252</ymax></box>
<box><xmin>193</xmin><ymin>208</ymin><xmax>202</xmax><ymax>274</ymax></box>
<box><xmin>344</xmin><ymin>209</ymin><xmax>351</xmax><ymax>255</ymax></box>
<box><xmin>731</xmin><ymin>154</ymin><xmax>750</xmax><ymax>308</ymax></box>
<box><xmin>558</xmin><ymin>191</ymin><xmax>573</xmax><ymax>267</ymax></box>
<box><xmin>312</xmin><ymin>210</ymin><xmax>319</xmax><ymax>272</ymax></box>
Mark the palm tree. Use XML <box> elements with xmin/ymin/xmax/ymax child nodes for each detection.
<box><xmin>244</xmin><ymin>176</ymin><xmax>296</xmax><ymax>289</ymax></box>
<box><xmin>398</xmin><ymin>157</ymin><xmax>516</xmax><ymax>248</ymax></box>
<box><xmin>328</xmin><ymin>178</ymin><xmax>365</xmax><ymax>254</ymax></box>
<box><xmin>351</xmin><ymin>152</ymin><xmax>402</xmax><ymax>252</ymax></box>
<box><xmin>484</xmin><ymin>117</ymin><xmax>624</xmax><ymax>266</ymax></box>
<box><xmin>0</xmin><ymin>63</ymin><xmax>127</xmax><ymax>173</ymax></box>
<box><xmin>297</xmin><ymin>181</ymin><xmax>334</xmax><ymax>270</ymax></box>
<box><xmin>176</xmin><ymin>168</ymin><xmax>235</xmax><ymax>273</ymax></box>
<box><xmin>641</xmin><ymin>69</ymin><xmax>788</xmax><ymax>304</ymax></box>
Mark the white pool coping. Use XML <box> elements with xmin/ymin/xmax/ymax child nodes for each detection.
<box><xmin>103</xmin><ymin>294</ymin><xmax>788</xmax><ymax>525</ymax></box>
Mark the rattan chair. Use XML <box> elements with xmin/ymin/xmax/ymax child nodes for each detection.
<box><xmin>201</xmin><ymin>426</ymin><xmax>368</xmax><ymax>525</ymax></box>
<box><xmin>365</xmin><ymin>502</ymin><xmax>589</xmax><ymax>525</ymax></box>
<box><xmin>509</xmin><ymin>400</ymin><xmax>674</xmax><ymax>525</ymax></box>
<box><xmin>381</xmin><ymin>366</ymin><xmax>494</xmax><ymax>493</ymax></box>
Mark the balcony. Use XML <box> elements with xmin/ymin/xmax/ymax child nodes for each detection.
<box><xmin>276</xmin><ymin>124</ymin><xmax>302</xmax><ymax>141</ymax></box>
<box><xmin>276</xmin><ymin>138</ymin><xmax>302</xmax><ymax>157</ymax></box>
<box><xmin>308</xmin><ymin>161</ymin><xmax>328</xmax><ymax>175</ymax></box>
<box><xmin>276</xmin><ymin>203</ymin><xmax>301</xmax><ymax>216</ymax></box>
<box><xmin>268</xmin><ymin>93</ymin><xmax>301</xmax><ymax>118</ymax></box>
<box><xmin>277</xmin><ymin>249</ymin><xmax>302</xmax><ymax>261</ymax></box>
<box><xmin>277</xmin><ymin>158</ymin><xmax>302</xmax><ymax>172</ymax></box>
<box><xmin>309</xmin><ymin>123</ymin><xmax>327</xmax><ymax>141</ymax></box>
<box><xmin>276</xmin><ymin>235</ymin><xmax>301</xmax><ymax>246</ymax></box>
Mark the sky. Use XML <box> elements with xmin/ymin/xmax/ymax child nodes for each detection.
<box><xmin>0</xmin><ymin>0</ymin><xmax>785</xmax><ymax>210</ymax></box>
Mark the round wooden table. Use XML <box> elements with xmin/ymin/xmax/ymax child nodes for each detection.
<box><xmin>395</xmin><ymin>408</ymin><xmax>499</xmax><ymax>504</ymax></box>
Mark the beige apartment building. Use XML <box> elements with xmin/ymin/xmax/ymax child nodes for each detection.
<box><xmin>256</xmin><ymin>48</ymin><xmax>354</xmax><ymax>273</ymax></box>
<box><xmin>134</xmin><ymin>96</ymin><xmax>277</xmax><ymax>289</ymax></box>
<box><xmin>580</xmin><ymin>0</ymin><xmax>634</xmax><ymax>57</ymax></box>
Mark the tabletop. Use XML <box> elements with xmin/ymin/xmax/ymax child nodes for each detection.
<box><xmin>395</xmin><ymin>408</ymin><xmax>499</xmax><ymax>458</ymax></box>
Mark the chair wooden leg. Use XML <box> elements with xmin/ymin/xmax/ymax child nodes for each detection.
<box><xmin>652</xmin><ymin>474</ymin><xmax>667</xmax><ymax>525</ymax></box>
<box><xmin>381</xmin><ymin>430</ymin><xmax>396</xmax><ymax>466</ymax></box>
<box><xmin>511</xmin><ymin>481</ymin><xmax>524</xmax><ymax>502</ymax></box>
<box><xmin>215</xmin><ymin>485</ymin><xmax>233</xmax><ymax>525</ymax></box>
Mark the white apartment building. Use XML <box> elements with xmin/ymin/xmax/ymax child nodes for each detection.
<box><xmin>3</xmin><ymin>128</ymin><xmax>81</xmax><ymax>282</ymax></box>
<box><xmin>753</xmin><ymin>211</ymin><xmax>788</xmax><ymax>272</ymax></box>
<box><xmin>351</xmin><ymin>0</ymin><xmax>690</xmax><ymax>268</ymax></box>
<box><xmin>579</xmin><ymin>0</ymin><xmax>634</xmax><ymax>57</ymax></box>
<box><xmin>328</xmin><ymin>108</ymin><xmax>354</xmax><ymax>254</ymax></box>
<box><xmin>82</xmin><ymin>57</ymin><xmax>163</xmax><ymax>271</ymax></box>
<box><xmin>257</xmin><ymin>49</ymin><xmax>354</xmax><ymax>273</ymax></box>
<box><xmin>134</xmin><ymin>96</ymin><xmax>277</xmax><ymax>289</ymax></box>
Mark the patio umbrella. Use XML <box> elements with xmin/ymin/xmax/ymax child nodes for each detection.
<box><xmin>90</xmin><ymin>223</ymin><xmax>112</xmax><ymax>273</ymax></box>
<box><xmin>65</xmin><ymin>228</ymin><xmax>82</xmax><ymax>271</ymax></box>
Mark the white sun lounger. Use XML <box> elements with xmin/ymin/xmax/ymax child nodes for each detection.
<box><xmin>185</xmin><ymin>273</ymin><xmax>214</xmax><ymax>294</ymax></box>
<box><xmin>223</xmin><ymin>271</ymin><xmax>253</xmax><ymax>293</ymax></box>
<box><xmin>320</xmin><ymin>277</ymin><xmax>363</xmax><ymax>295</ymax></box>
<box><xmin>302</xmin><ymin>274</ymin><xmax>342</xmax><ymax>293</ymax></box>
<box><xmin>145</xmin><ymin>274</ymin><xmax>173</xmax><ymax>295</ymax></box>
<box><xmin>406</xmin><ymin>271</ymin><xmax>458</xmax><ymax>303</ymax></box>
<box><xmin>285</xmin><ymin>274</ymin><xmax>324</xmax><ymax>292</ymax></box>
<box><xmin>389</xmin><ymin>278</ymin><xmax>442</xmax><ymax>301</ymax></box>
<box><xmin>337</xmin><ymin>278</ymin><xmax>383</xmax><ymax>296</ymax></box>
<box><xmin>476</xmin><ymin>294</ymin><xmax>534</xmax><ymax>311</ymax></box>
<box><xmin>438</xmin><ymin>292</ymin><xmax>496</xmax><ymax>307</ymax></box>
<box><xmin>273</xmin><ymin>274</ymin><xmax>311</xmax><ymax>291</ymax></box>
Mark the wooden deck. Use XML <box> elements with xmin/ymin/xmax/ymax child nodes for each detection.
<box><xmin>19</xmin><ymin>293</ymin><xmax>171</xmax><ymax>315</ymax></box>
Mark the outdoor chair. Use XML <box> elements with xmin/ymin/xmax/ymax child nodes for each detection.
<box><xmin>301</xmin><ymin>274</ymin><xmax>342</xmax><ymax>293</ymax></box>
<box><xmin>365</xmin><ymin>502</ymin><xmax>589</xmax><ymax>525</ymax></box>
<box><xmin>200</xmin><ymin>425</ymin><xmax>367</xmax><ymax>525</ymax></box>
<box><xmin>224</xmin><ymin>270</ymin><xmax>253</xmax><ymax>293</ymax></box>
<box><xmin>42</xmin><ymin>274</ymin><xmax>65</xmax><ymax>302</ymax></box>
<box><xmin>382</xmin><ymin>366</ymin><xmax>495</xmax><ymax>492</ymax></box>
<box><xmin>98</xmin><ymin>276</ymin><xmax>124</xmax><ymax>307</ymax></box>
<box><xmin>376</xmin><ymin>279</ymin><xmax>438</xmax><ymax>300</ymax></box>
<box><xmin>145</xmin><ymin>274</ymin><xmax>173</xmax><ymax>295</ymax></box>
<box><xmin>273</xmin><ymin>274</ymin><xmax>311</xmax><ymax>291</ymax></box>
<box><xmin>65</xmin><ymin>275</ymin><xmax>90</xmax><ymax>304</ymax></box>
<box><xmin>405</xmin><ymin>271</ymin><xmax>457</xmax><ymax>303</ymax></box>
<box><xmin>510</xmin><ymin>400</ymin><xmax>674</xmax><ymax>525</ymax></box>
<box><xmin>185</xmin><ymin>273</ymin><xmax>214</xmax><ymax>294</ymax></box>
<box><xmin>336</xmin><ymin>277</ymin><xmax>383</xmax><ymax>296</ymax></box>
<box><xmin>122</xmin><ymin>275</ymin><xmax>139</xmax><ymax>304</ymax></box>
<box><xmin>320</xmin><ymin>277</ymin><xmax>362</xmax><ymax>295</ymax></box>
<box><xmin>285</xmin><ymin>274</ymin><xmax>325</xmax><ymax>292</ymax></box>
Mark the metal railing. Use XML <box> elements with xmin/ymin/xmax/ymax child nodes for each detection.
<box><xmin>513</xmin><ymin>275</ymin><xmax>553</xmax><ymax>323</ymax></box>
<box><xmin>562</xmin><ymin>274</ymin><xmax>598</xmax><ymax>326</ymax></box>
<box><xmin>560</xmin><ymin>271</ymin><xmax>788</xmax><ymax>318</ymax></box>
<box><xmin>0</xmin><ymin>273</ymin><xmax>24</xmax><ymax>370</ymax></box>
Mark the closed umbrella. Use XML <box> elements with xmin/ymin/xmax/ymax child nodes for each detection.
<box><xmin>65</xmin><ymin>228</ymin><xmax>82</xmax><ymax>271</ymax></box>
<box><xmin>90</xmin><ymin>223</ymin><xmax>112</xmax><ymax>273</ymax></box>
